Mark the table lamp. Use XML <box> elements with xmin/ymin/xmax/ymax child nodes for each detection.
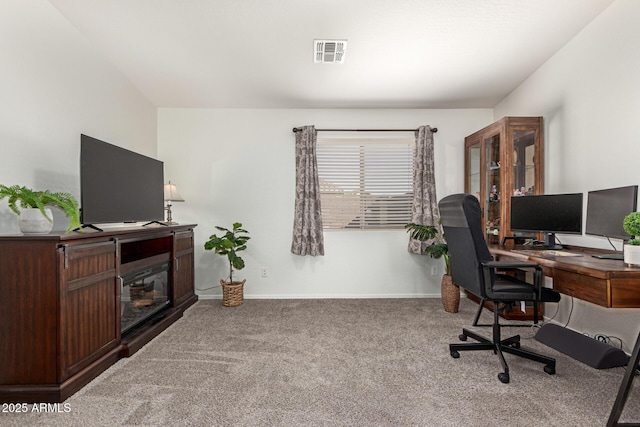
<box><xmin>164</xmin><ymin>181</ymin><xmax>184</xmax><ymax>224</ymax></box>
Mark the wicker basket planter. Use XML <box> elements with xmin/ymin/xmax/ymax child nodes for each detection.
<box><xmin>441</xmin><ymin>274</ymin><xmax>460</xmax><ymax>313</ymax></box>
<box><xmin>221</xmin><ymin>279</ymin><xmax>246</xmax><ymax>307</ymax></box>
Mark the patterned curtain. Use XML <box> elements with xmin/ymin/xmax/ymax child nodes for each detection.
<box><xmin>408</xmin><ymin>125</ymin><xmax>440</xmax><ymax>254</ymax></box>
<box><xmin>291</xmin><ymin>125</ymin><xmax>325</xmax><ymax>256</ymax></box>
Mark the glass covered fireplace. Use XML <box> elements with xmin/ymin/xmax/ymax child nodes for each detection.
<box><xmin>121</xmin><ymin>262</ymin><xmax>170</xmax><ymax>334</ymax></box>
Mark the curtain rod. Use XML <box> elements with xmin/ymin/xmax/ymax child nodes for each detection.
<box><xmin>292</xmin><ymin>127</ymin><xmax>437</xmax><ymax>133</ymax></box>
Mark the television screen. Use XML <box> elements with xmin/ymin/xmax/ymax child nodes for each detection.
<box><xmin>80</xmin><ymin>134</ymin><xmax>164</xmax><ymax>225</ymax></box>
<box><xmin>510</xmin><ymin>193</ymin><xmax>583</xmax><ymax>235</ymax></box>
<box><xmin>586</xmin><ymin>185</ymin><xmax>638</xmax><ymax>241</ymax></box>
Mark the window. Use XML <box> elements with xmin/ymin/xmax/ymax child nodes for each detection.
<box><xmin>316</xmin><ymin>137</ymin><xmax>414</xmax><ymax>230</ymax></box>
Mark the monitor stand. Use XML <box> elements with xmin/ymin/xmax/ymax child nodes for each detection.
<box><xmin>539</xmin><ymin>232</ymin><xmax>563</xmax><ymax>250</ymax></box>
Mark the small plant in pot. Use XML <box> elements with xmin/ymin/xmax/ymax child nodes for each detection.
<box><xmin>405</xmin><ymin>222</ymin><xmax>459</xmax><ymax>313</ymax></box>
<box><xmin>0</xmin><ymin>184</ymin><xmax>81</xmax><ymax>234</ymax></box>
<box><xmin>204</xmin><ymin>222</ymin><xmax>250</xmax><ymax>307</ymax></box>
<box><xmin>623</xmin><ymin>212</ymin><xmax>640</xmax><ymax>266</ymax></box>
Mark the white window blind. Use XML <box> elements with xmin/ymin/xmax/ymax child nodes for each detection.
<box><xmin>316</xmin><ymin>137</ymin><xmax>414</xmax><ymax>230</ymax></box>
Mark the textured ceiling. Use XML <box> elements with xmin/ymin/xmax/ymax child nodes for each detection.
<box><xmin>49</xmin><ymin>0</ymin><xmax>615</xmax><ymax>108</ymax></box>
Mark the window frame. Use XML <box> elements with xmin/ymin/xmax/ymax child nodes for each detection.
<box><xmin>316</xmin><ymin>135</ymin><xmax>415</xmax><ymax>231</ymax></box>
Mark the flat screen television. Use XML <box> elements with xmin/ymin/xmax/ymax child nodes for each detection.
<box><xmin>585</xmin><ymin>185</ymin><xmax>638</xmax><ymax>259</ymax></box>
<box><xmin>80</xmin><ymin>134</ymin><xmax>164</xmax><ymax>226</ymax></box>
<box><xmin>510</xmin><ymin>193</ymin><xmax>583</xmax><ymax>249</ymax></box>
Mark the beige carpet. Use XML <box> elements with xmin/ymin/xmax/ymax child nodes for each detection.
<box><xmin>2</xmin><ymin>298</ymin><xmax>639</xmax><ymax>426</ymax></box>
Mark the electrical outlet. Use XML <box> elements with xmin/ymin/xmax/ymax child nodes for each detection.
<box><xmin>260</xmin><ymin>267</ymin><xmax>268</xmax><ymax>278</ymax></box>
<box><xmin>431</xmin><ymin>266</ymin><xmax>438</xmax><ymax>276</ymax></box>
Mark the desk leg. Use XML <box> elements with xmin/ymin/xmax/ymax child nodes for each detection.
<box><xmin>607</xmin><ymin>331</ymin><xmax>640</xmax><ymax>427</ymax></box>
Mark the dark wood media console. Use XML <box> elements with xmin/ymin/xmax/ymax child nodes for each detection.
<box><xmin>0</xmin><ymin>224</ymin><xmax>198</xmax><ymax>403</ymax></box>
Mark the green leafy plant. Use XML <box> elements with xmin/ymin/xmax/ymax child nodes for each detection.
<box><xmin>204</xmin><ymin>222</ymin><xmax>251</xmax><ymax>283</ymax></box>
<box><xmin>0</xmin><ymin>184</ymin><xmax>80</xmax><ymax>233</ymax></box>
<box><xmin>405</xmin><ymin>222</ymin><xmax>450</xmax><ymax>275</ymax></box>
<box><xmin>623</xmin><ymin>212</ymin><xmax>640</xmax><ymax>245</ymax></box>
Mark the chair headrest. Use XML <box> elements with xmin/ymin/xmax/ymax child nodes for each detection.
<box><xmin>438</xmin><ymin>193</ymin><xmax>480</xmax><ymax>229</ymax></box>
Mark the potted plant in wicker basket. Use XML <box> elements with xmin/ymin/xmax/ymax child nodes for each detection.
<box><xmin>204</xmin><ymin>222</ymin><xmax>250</xmax><ymax>307</ymax></box>
<box><xmin>623</xmin><ymin>212</ymin><xmax>640</xmax><ymax>266</ymax></box>
<box><xmin>405</xmin><ymin>222</ymin><xmax>458</xmax><ymax>313</ymax></box>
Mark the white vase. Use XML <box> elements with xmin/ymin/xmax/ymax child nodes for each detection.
<box><xmin>19</xmin><ymin>208</ymin><xmax>53</xmax><ymax>234</ymax></box>
<box><xmin>623</xmin><ymin>244</ymin><xmax>640</xmax><ymax>266</ymax></box>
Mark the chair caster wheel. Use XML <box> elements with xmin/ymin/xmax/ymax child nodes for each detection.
<box><xmin>498</xmin><ymin>372</ymin><xmax>510</xmax><ymax>384</ymax></box>
<box><xmin>459</xmin><ymin>334</ymin><xmax>467</xmax><ymax>341</ymax></box>
<box><xmin>451</xmin><ymin>350</ymin><xmax>460</xmax><ymax>359</ymax></box>
<box><xmin>544</xmin><ymin>365</ymin><xmax>556</xmax><ymax>375</ymax></box>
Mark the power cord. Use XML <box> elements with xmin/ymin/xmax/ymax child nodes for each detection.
<box><xmin>528</xmin><ymin>301</ymin><xmax>561</xmax><ymax>336</ymax></box>
<box><xmin>593</xmin><ymin>334</ymin><xmax>629</xmax><ymax>353</ymax></box>
<box><xmin>196</xmin><ymin>275</ymin><xmax>232</xmax><ymax>292</ymax></box>
<box><xmin>196</xmin><ymin>285</ymin><xmax>220</xmax><ymax>291</ymax></box>
<box><xmin>562</xmin><ymin>296</ymin><xmax>574</xmax><ymax>328</ymax></box>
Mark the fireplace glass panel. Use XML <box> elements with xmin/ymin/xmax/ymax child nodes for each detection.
<box><xmin>121</xmin><ymin>262</ymin><xmax>170</xmax><ymax>334</ymax></box>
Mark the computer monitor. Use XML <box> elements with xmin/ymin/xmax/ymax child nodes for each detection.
<box><xmin>510</xmin><ymin>193</ymin><xmax>583</xmax><ymax>249</ymax></box>
<box><xmin>585</xmin><ymin>185</ymin><xmax>638</xmax><ymax>259</ymax></box>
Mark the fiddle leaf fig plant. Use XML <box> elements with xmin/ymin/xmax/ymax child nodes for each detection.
<box><xmin>204</xmin><ymin>222</ymin><xmax>250</xmax><ymax>283</ymax></box>
<box><xmin>623</xmin><ymin>212</ymin><xmax>640</xmax><ymax>245</ymax></box>
<box><xmin>405</xmin><ymin>222</ymin><xmax>450</xmax><ymax>275</ymax></box>
<box><xmin>0</xmin><ymin>184</ymin><xmax>81</xmax><ymax>233</ymax></box>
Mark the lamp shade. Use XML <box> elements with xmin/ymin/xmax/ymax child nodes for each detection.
<box><xmin>164</xmin><ymin>181</ymin><xmax>185</xmax><ymax>202</ymax></box>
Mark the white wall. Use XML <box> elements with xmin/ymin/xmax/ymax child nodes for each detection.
<box><xmin>0</xmin><ymin>0</ymin><xmax>156</xmax><ymax>234</ymax></box>
<box><xmin>158</xmin><ymin>109</ymin><xmax>491</xmax><ymax>299</ymax></box>
<box><xmin>495</xmin><ymin>0</ymin><xmax>640</xmax><ymax>350</ymax></box>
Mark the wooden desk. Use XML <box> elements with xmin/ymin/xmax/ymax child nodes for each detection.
<box><xmin>489</xmin><ymin>245</ymin><xmax>640</xmax><ymax>308</ymax></box>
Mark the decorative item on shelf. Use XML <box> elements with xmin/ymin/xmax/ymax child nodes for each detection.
<box><xmin>623</xmin><ymin>211</ymin><xmax>640</xmax><ymax>266</ymax></box>
<box><xmin>129</xmin><ymin>282</ymin><xmax>146</xmax><ymax>300</ymax></box>
<box><xmin>488</xmin><ymin>184</ymin><xmax>500</xmax><ymax>202</ymax></box>
<box><xmin>405</xmin><ymin>222</ymin><xmax>459</xmax><ymax>313</ymax></box>
<box><xmin>0</xmin><ymin>184</ymin><xmax>80</xmax><ymax>234</ymax></box>
<box><xmin>130</xmin><ymin>279</ymin><xmax>155</xmax><ymax>307</ymax></box>
<box><xmin>164</xmin><ymin>181</ymin><xmax>185</xmax><ymax>225</ymax></box>
<box><xmin>204</xmin><ymin>222</ymin><xmax>251</xmax><ymax>307</ymax></box>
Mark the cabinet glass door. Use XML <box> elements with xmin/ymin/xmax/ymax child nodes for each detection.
<box><xmin>512</xmin><ymin>129</ymin><xmax>537</xmax><ymax>195</ymax></box>
<box><xmin>467</xmin><ymin>143</ymin><xmax>481</xmax><ymax>200</ymax></box>
<box><xmin>485</xmin><ymin>133</ymin><xmax>501</xmax><ymax>244</ymax></box>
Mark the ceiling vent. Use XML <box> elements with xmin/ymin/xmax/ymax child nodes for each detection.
<box><xmin>314</xmin><ymin>40</ymin><xmax>347</xmax><ymax>64</ymax></box>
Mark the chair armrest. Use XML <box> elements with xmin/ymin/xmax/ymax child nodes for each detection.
<box><xmin>481</xmin><ymin>261</ymin><xmax>544</xmax><ymax>298</ymax></box>
<box><xmin>482</xmin><ymin>260</ymin><xmax>540</xmax><ymax>270</ymax></box>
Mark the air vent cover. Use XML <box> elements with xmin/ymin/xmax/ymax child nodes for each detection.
<box><xmin>314</xmin><ymin>40</ymin><xmax>347</xmax><ymax>64</ymax></box>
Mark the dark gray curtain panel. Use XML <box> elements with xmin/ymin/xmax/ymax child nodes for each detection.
<box><xmin>291</xmin><ymin>125</ymin><xmax>325</xmax><ymax>256</ymax></box>
<box><xmin>408</xmin><ymin>125</ymin><xmax>440</xmax><ymax>254</ymax></box>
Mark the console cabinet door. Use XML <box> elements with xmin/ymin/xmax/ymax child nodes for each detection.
<box><xmin>173</xmin><ymin>230</ymin><xmax>195</xmax><ymax>308</ymax></box>
<box><xmin>58</xmin><ymin>240</ymin><xmax>119</xmax><ymax>382</ymax></box>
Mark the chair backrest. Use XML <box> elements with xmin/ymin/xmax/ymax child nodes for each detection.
<box><xmin>438</xmin><ymin>194</ymin><xmax>493</xmax><ymax>298</ymax></box>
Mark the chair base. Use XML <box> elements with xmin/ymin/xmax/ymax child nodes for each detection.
<box><xmin>450</xmin><ymin>327</ymin><xmax>556</xmax><ymax>384</ymax></box>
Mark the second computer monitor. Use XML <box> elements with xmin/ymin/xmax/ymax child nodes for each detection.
<box><xmin>586</xmin><ymin>185</ymin><xmax>638</xmax><ymax>241</ymax></box>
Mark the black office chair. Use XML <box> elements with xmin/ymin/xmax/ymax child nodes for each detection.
<box><xmin>439</xmin><ymin>193</ymin><xmax>561</xmax><ymax>384</ymax></box>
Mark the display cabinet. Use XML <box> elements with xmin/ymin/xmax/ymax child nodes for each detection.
<box><xmin>465</xmin><ymin>117</ymin><xmax>544</xmax><ymax>245</ymax></box>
